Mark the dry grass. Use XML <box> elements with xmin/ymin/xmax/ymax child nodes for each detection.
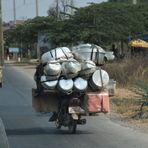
<box><xmin>104</xmin><ymin>56</ymin><xmax>148</xmax><ymax>126</ymax></box>
<box><xmin>104</xmin><ymin>56</ymin><xmax>148</xmax><ymax>86</ymax></box>
<box><xmin>110</xmin><ymin>88</ymin><xmax>148</xmax><ymax>126</ymax></box>
<box><xmin>111</xmin><ymin>88</ymin><xmax>141</xmax><ymax>116</ymax></box>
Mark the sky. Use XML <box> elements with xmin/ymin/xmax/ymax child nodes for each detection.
<box><xmin>3</xmin><ymin>0</ymin><xmax>108</xmax><ymax>22</ymax></box>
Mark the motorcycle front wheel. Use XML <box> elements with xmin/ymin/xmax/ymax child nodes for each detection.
<box><xmin>68</xmin><ymin>120</ymin><xmax>77</xmax><ymax>134</ymax></box>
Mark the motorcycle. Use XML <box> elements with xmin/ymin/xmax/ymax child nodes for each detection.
<box><xmin>55</xmin><ymin>96</ymin><xmax>86</xmax><ymax>134</ymax></box>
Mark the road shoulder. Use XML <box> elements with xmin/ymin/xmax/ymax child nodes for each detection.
<box><xmin>0</xmin><ymin>118</ymin><xmax>9</xmax><ymax>148</ymax></box>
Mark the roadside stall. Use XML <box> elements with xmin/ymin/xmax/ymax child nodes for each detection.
<box><xmin>8</xmin><ymin>47</ymin><xmax>20</xmax><ymax>61</ymax></box>
<box><xmin>129</xmin><ymin>39</ymin><xmax>148</xmax><ymax>55</ymax></box>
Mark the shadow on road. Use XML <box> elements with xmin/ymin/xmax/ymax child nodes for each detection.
<box><xmin>6</xmin><ymin>127</ymin><xmax>93</xmax><ymax>135</ymax></box>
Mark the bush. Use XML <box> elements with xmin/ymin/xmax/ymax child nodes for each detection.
<box><xmin>104</xmin><ymin>56</ymin><xmax>148</xmax><ymax>86</ymax></box>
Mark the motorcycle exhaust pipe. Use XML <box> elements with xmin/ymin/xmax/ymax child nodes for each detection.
<box><xmin>77</xmin><ymin>119</ymin><xmax>86</xmax><ymax>125</ymax></box>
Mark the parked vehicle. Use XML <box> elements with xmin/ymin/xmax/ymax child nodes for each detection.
<box><xmin>72</xmin><ymin>44</ymin><xmax>115</xmax><ymax>64</ymax></box>
<box><xmin>104</xmin><ymin>50</ymin><xmax>115</xmax><ymax>62</ymax></box>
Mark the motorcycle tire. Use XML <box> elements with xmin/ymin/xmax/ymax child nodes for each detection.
<box><xmin>68</xmin><ymin>120</ymin><xmax>77</xmax><ymax>134</ymax></box>
<box><xmin>55</xmin><ymin>119</ymin><xmax>62</xmax><ymax>129</ymax></box>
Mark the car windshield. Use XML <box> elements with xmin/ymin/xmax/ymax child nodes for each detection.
<box><xmin>73</xmin><ymin>44</ymin><xmax>105</xmax><ymax>53</ymax></box>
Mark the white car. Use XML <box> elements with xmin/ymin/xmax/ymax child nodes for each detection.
<box><xmin>72</xmin><ymin>43</ymin><xmax>115</xmax><ymax>63</ymax></box>
<box><xmin>104</xmin><ymin>50</ymin><xmax>115</xmax><ymax>62</ymax></box>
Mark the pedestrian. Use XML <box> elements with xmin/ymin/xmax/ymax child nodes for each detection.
<box><xmin>34</xmin><ymin>60</ymin><xmax>46</xmax><ymax>95</ymax></box>
<box><xmin>112</xmin><ymin>44</ymin><xmax>119</xmax><ymax>60</ymax></box>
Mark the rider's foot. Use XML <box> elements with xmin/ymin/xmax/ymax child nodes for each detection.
<box><xmin>49</xmin><ymin>112</ymin><xmax>57</xmax><ymax>122</ymax></box>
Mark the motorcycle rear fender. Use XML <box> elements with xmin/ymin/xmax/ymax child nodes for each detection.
<box><xmin>71</xmin><ymin>113</ymin><xmax>79</xmax><ymax>120</ymax></box>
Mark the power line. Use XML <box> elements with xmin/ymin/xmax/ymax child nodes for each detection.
<box><xmin>12</xmin><ymin>0</ymin><xmax>38</xmax><ymax>23</ymax></box>
<box><xmin>13</xmin><ymin>0</ymin><xmax>16</xmax><ymax>25</ymax></box>
<box><xmin>4</xmin><ymin>0</ymin><xmax>53</xmax><ymax>22</ymax></box>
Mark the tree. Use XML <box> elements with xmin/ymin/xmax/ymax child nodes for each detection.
<box><xmin>47</xmin><ymin>7</ymin><xmax>58</xmax><ymax>18</ymax></box>
<box><xmin>4</xmin><ymin>2</ymin><xmax>148</xmax><ymax>52</ymax></box>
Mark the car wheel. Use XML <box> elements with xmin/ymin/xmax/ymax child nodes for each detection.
<box><xmin>104</xmin><ymin>57</ymin><xmax>107</xmax><ymax>63</ymax></box>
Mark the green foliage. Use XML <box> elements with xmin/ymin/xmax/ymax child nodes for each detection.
<box><xmin>4</xmin><ymin>2</ymin><xmax>148</xmax><ymax>48</ymax></box>
<box><xmin>73</xmin><ymin>3</ymin><xmax>148</xmax><ymax>44</ymax></box>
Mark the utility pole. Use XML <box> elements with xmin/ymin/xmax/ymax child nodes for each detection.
<box><xmin>0</xmin><ymin>0</ymin><xmax>4</xmax><ymax>87</ymax></box>
<box><xmin>36</xmin><ymin>0</ymin><xmax>40</xmax><ymax>59</ymax></box>
<box><xmin>56</xmin><ymin>0</ymin><xmax>59</xmax><ymax>19</ymax></box>
<box><xmin>0</xmin><ymin>0</ymin><xmax>3</xmax><ymax>65</ymax></box>
<box><xmin>36</xmin><ymin>0</ymin><xmax>39</xmax><ymax>17</ymax></box>
<box><xmin>13</xmin><ymin>0</ymin><xmax>16</xmax><ymax>25</ymax></box>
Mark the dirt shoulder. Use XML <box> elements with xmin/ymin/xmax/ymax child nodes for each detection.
<box><xmin>109</xmin><ymin>88</ymin><xmax>148</xmax><ymax>133</ymax></box>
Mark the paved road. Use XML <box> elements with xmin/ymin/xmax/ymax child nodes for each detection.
<box><xmin>0</xmin><ymin>64</ymin><xmax>148</xmax><ymax>148</ymax></box>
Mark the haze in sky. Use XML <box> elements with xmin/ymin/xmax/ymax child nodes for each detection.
<box><xmin>3</xmin><ymin>0</ymin><xmax>107</xmax><ymax>22</ymax></box>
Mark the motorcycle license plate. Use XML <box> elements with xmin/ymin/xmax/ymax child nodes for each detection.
<box><xmin>68</xmin><ymin>106</ymin><xmax>81</xmax><ymax>114</ymax></box>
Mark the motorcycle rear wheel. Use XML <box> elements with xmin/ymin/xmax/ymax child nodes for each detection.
<box><xmin>68</xmin><ymin>120</ymin><xmax>77</xmax><ymax>134</ymax></box>
<box><xmin>55</xmin><ymin>119</ymin><xmax>62</xmax><ymax>129</ymax></box>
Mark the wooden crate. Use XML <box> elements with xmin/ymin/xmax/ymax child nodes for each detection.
<box><xmin>32</xmin><ymin>89</ymin><xmax>59</xmax><ymax>112</ymax></box>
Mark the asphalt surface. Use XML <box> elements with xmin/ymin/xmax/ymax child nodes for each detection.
<box><xmin>0</xmin><ymin>64</ymin><xmax>148</xmax><ymax>148</ymax></box>
<box><xmin>0</xmin><ymin>118</ymin><xmax>9</xmax><ymax>148</ymax></box>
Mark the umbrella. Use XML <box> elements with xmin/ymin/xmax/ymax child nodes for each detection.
<box><xmin>128</xmin><ymin>39</ymin><xmax>148</xmax><ymax>48</ymax></box>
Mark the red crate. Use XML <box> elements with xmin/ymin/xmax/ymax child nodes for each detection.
<box><xmin>85</xmin><ymin>91</ymin><xmax>110</xmax><ymax>113</ymax></box>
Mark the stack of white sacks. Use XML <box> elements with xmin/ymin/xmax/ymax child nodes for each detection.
<box><xmin>40</xmin><ymin>47</ymin><xmax>109</xmax><ymax>94</ymax></box>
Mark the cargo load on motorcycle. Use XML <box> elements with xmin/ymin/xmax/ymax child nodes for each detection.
<box><xmin>32</xmin><ymin>44</ymin><xmax>116</xmax><ymax>133</ymax></box>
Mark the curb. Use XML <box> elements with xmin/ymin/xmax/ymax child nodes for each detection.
<box><xmin>0</xmin><ymin>118</ymin><xmax>9</xmax><ymax>148</ymax></box>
